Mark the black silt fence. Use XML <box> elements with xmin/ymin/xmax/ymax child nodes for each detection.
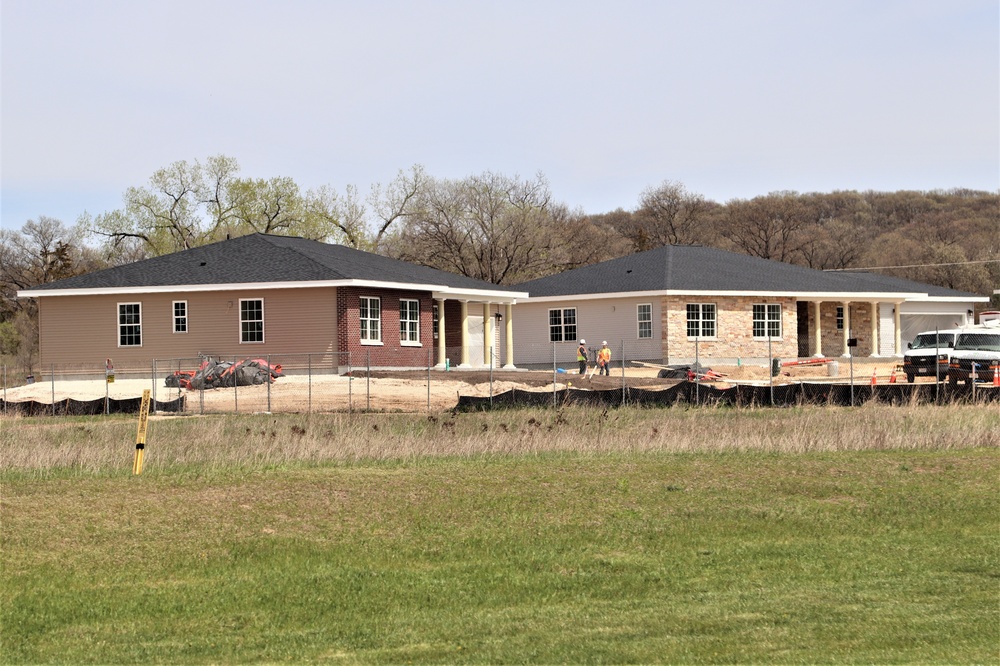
<box><xmin>1</xmin><ymin>396</ymin><xmax>186</xmax><ymax>417</ymax></box>
<box><xmin>454</xmin><ymin>382</ymin><xmax>1000</xmax><ymax>411</ymax></box>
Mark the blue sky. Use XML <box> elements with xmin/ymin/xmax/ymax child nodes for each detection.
<box><xmin>2</xmin><ymin>0</ymin><xmax>998</xmax><ymax>231</ymax></box>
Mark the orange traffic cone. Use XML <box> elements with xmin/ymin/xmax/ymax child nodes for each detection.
<box><xmin>993</xmin><ymin>365</ymin><xmax>1000</xmax><ymax>387</ymax></box>
<box><xmin>889</xmin><ymin>368</ymin><xmax>897</xmax><ymax>384</ymax></box>
<box><xmin>870</xmin><ymin>368</ymin><xmax>877</xmax><ymax>386</ymax></box>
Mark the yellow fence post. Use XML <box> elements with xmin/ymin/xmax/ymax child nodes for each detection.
<box><xmin>133</xmin><ymin>389</ymin><xmax>151</xmax><ymax>475</ymax></box>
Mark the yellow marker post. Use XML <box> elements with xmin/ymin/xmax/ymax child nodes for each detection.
<box><xmin>133</xmin><ymin>389</ymin><xmax>151</xmax><ymax>475</ymax></box>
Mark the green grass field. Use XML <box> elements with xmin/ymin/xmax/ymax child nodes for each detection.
<box><xmin>2</xmin><ymin>405</ymin><xmax>998</xmax><ymax>664</ymax></box>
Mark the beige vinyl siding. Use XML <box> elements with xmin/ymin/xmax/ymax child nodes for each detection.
<box><xmin>36</xmin><ymin>287</ymin><xmax>338</xmax><ymax>367</ymax></box>
<box><xmin>512</xmin><ymin>298</ymin><xmax>663</xmax><ymax>366</ymax></box>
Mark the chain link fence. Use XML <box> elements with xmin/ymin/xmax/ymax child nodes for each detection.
<box><xmin>2</xmin><ymin>339</ymin><xmax>998</xmax><ymax>417</ymax></box>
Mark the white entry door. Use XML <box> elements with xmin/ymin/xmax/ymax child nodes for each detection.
<box><xmin>467</xmin><ymin>314</ymin><xmax>484</xmax><ymax>366</ymax></box>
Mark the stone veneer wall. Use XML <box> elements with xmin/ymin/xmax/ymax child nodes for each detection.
<box><xmin>812</xmin><ymin>302</ymin><xmax>874</xmax><ymax>357</ymax></box>
<box><xmin>661</xmin><ymin>296</ymin><xmax>799</xmax><ymax>361</ymax></box>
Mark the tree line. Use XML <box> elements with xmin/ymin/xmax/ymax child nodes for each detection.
<box><xmin>2</xmin><ymin>155</ymin><xmax>998</xmax><ymax>372</ymax></box>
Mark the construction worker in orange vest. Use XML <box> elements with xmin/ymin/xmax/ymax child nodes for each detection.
<box><xmin>597</xmin><ymin>341</ymin><xmax>612</xmax><ymax>376</ymax></box>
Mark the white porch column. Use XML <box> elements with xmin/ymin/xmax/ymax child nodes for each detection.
<box><xmin>459</xmin><ymin>300</ymin><xmax>470</xmax><ymax>367</ymax></box>
<box><xmin>813</xmin><ymin>301</ymin><xmax>823</xmax><ymax>357</ymax></box>
<box><xmin>870</xmin><ymin>301</ymin><xmax>880</xmax><ymax>357</ymax></box>
<box><xmin>503</xmin><ymin>303</ymin><xmax>515</xmax><ymax>369</ymax></box>
<box><xmin>842</xmin><ymin>301</ymin><xmax>852</xmax><ymax>357</ymax></box>
<box><xmin>436</xmin><ymin>297</ymin><xmax>447</xmax><ymax>368</ymax></box>
<box><xmin>483</xmin><ymin>302</ymin><xmax>493</xmax><ymax>367</ymax></box>
<box><xmin>894</xmin><ymin>302</ymin><xmax>902</xmax><ymax>356</ymax></box>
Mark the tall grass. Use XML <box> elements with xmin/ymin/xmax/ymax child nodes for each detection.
<box><xmin>2</xmin><ymin>403</ymin><xmax>997</xmax><ymax>476</ymax></box>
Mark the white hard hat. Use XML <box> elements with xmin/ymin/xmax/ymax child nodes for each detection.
<box><xmin>579</xmin><ymin>339</ymin><xmax>585</xmax><ymax>344</ymax></box>
<box><xmin>602</xmin><ymin>340</ymin><xmax>607</xmax><ymax>345</ymax></box>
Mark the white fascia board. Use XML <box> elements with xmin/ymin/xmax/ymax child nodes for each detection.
<box><xmin>18</xmin><ymin>278</ymin><xmax>527</xmax><ymax>301</ymax></box>
<box><xmin>520</xmin><ymin>290</ymin><xmax>925</xmax><ymax>303</ymax></box>
<box><xmin>431</xmin><ymin>287</ymin><xmax>528</xmax><ymax>303</ymax></box>
<box><xmin>903</xmin><ymin>295</ymin><xmax>990</xmax><ymax>303</ymax></box>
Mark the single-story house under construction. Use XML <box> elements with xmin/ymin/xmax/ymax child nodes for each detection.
<box><xmin>511</xmin><ymin>245</ymin><xmax>987</xmax><ymax>366</ymax></box>
<box><xmin>18</xmin><ymin>234</ymin><xmax>528</xmax><ymax>371</ymax></box>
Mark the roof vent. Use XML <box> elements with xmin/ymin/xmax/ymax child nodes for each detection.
<box><xmin>199</xmin><ymin>261</ymin><xmax>207</xmax><ymax>266</ymax></box>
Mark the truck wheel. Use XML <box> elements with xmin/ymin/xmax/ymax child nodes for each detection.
<box><xmin>906</xmin><ymin>373</ymin><xmax>914</xmax><ymax>383</ymax></box>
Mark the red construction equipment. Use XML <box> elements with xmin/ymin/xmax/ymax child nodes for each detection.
<box><xmin>780</xmin><ymin>358</ymin><xmax>833</xmax><ymax>367</ymax></box>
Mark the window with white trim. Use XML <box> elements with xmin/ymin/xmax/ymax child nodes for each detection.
<box><xmin>836</xmin><ymin>306</ymin><xmax>844</xmax><ymax>330</ymax></box>
<box><xmin>432</xmin><ymin>303</ymin><xmax>439</xmax><ymax>339</ymax></box>
<box><xmin>686</xmin><ymin>303</ymin><xmax>716</xmax><ymax>338</ymax></box>
<box><xmin>549</xmin><ymin>308</ymin><xmax>577</xmax><ymax>342</ymax></box>
<box><xmin>118</xmin><ymin>302</ymin><xmax>142</xmax><ymax>347</ymax></box>
<box><xmin>360</xmin><ymin>296</ymin><xmax>381</xmax><ymax>342</ymax></box>
<box><xmin>400</xmin><ymin>299</ymin><xmax>419</xmax><ymax>343</ymax></box>
<box><xmin>637</xmin><ymin>303</ymin><xmax>652</xmax><ymax>339</ymax></box>
<box><xmin>753</xmin><ymin>303</ymin><xmax>782</xmax><ymax>339</ymax></box>
<box><xmin>173</xmin><ymin>301</ymin><xmax>188</xmax><ymax>333</ymax></box>
<box><xmin>240</xmin><ymin>299</ymin><xmax>264</xmax><ymax>343</ymax></box>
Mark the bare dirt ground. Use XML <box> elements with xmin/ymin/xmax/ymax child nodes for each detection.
<box><xmin>1</xmin><ymin>360</ymin><xmax>907</xmax><ymax>413</ymax></box>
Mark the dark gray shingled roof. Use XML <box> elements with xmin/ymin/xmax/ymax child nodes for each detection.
<box><xmin>25</xmin><ymin>234</ymin><xmax>511</xmax><ymax>293</ymax></box>
<box><xmin>514</xmin><ymin>245</ymin><xmax>981</xmax><ymax>298</ymax></box>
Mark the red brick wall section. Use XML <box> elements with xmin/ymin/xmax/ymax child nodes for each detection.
<box><xmin>336</xmin><ymin>287</ymin><xmax>435</xmax><ymax>367</ymax></box>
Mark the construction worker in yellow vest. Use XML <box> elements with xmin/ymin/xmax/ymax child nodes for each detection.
<box><xmin>577</xmin><ymin>339</ymin><xmax>588</xmax><ymax>374</ymax></box>
<box><xmin>597</xmin><ymin>341</ymin><xmax>611</xmax><ymax>376</ymax></box>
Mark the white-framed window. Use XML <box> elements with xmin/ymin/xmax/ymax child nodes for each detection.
<box><xmin>240</xmin><ymin>298</ymin><xmax>264</xmax><ymax>343</ymax></box>
<box><xmin>549</xmin><ymin>308</ymin><xmax>577</xmax><ymax>343</ymax></box>
<box><xmin>173</xmin><ymin>301</ymin><xmax>188</xmax><ymax>334</ymax></box>
<box><xmin>432</xmin><ymin>303</ymin><xmax>439</xmax><ymax>340</ymax></box>
<box><xmin>637</xmin><ymin>303</ymin><xmax>652</xmax><ymax>339</ymax></box>
<box><xmin>118</xmin><ymin>302</ymin><xmax>142</xmax><ymax>347</ymax></box>
<box><xmin>753</xmin><ymin>303</ymin><xmax>782</xmax><ymax>339</ymax></box>
<box><xmin>360</xmin><ymin>296</ymin><xmax>381</xmax><ymax>343</ymax></box>
<box><xmin>686</xmin><ymin>303</ymin><xmax>716</xmax><ymax>338</ymax></box>
<box><xmin>836</xmin><ymin>306</ymin><xmax>844</xmax><ymax>331</ymax></box>
<box><xmin>400</xmin><ymin>298</ymin><xmax>420</xmax><ymax>344</ymax></box>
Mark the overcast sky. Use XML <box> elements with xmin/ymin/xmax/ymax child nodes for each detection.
<box><xmin>2</xmin><ymin>0</ymin><xmax>998</xmax><ymax>231</ymax></box>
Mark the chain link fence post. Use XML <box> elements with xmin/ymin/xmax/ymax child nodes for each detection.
<box><xmin>552</xmin><ymin>342</ymin><xmax>557</xmax><ymax>409</ymax></box>
<box><xmin>694</xmin><ymin>337</ymin><xmax>700</xmax><ymax>406</ymax></box>
<box><xmin>620</xmin><ymin>339</ymin><xmax>625</xmax><ymax>407</ymax></box>
<box><xmin>231</xmin><ymin>356</ymin><xmax>237</xmax><ymax>414</ymax></box>
<box><xmin>768</xmin><ymin>333</ymin><xmax>774</xmax><ymax>406</ymax></box>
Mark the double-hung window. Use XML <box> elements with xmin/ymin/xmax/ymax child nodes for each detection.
<box><xmin>753</xmin><ymin>303</ymin><xmax>782</xmax><ymax>339</ymax></box>
<box><xmin>549</xmin><ymin>308</ymin><xmax>577</xmax><ymax>342</ymax></box>
<box><xmin>400</xmin><ymin>299</ymin><xmax>419</xmax><ymax>344</ymax></box>
<box><xmin>836</xmin><ymin>306</ymin><xmax>844</xmax><ymax>331</ymax></box>
<box><xmin>118</xmin><ymin>303</ymin><xmax>142</xmax><ymax>347</ymax></box>
<box><xmin>637</xmin><ymin>303</ymin><xmax>652</xmax><ymax>339</ymax></box>
<box><xmin>360</xmin><ymin>296</ymin><xmax>381</xmax><ymax>343</ymax></box>
<box><xmin>173</xmin><ymin>301</ymin><xmax>188</xmax><ymax>333</ymax></box>
<box><xmin>686</xmin><ymin>303</ymin><xmax>716</xmax><ymax>338</ymax></box>
<box><xmin>240</xmin><ymin>299</ymin><xmax>264</xmax><ymax>343</ymax></box>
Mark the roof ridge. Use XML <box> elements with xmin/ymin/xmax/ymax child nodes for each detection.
<box><xmin>254</xmin><ymin>234</ymin><xmax>351</xmax><ymax>279</ymax></box>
